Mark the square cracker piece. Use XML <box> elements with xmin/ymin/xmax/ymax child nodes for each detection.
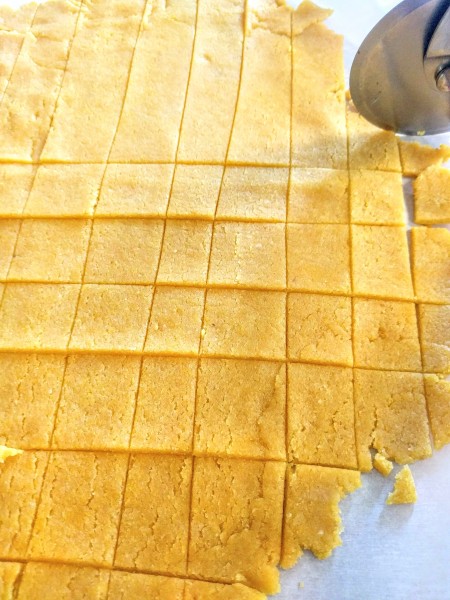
<box><xmin>16</xmin><ymin>563</ymin><xmax>109</xmax><ymax>600</ymax></box>
<box><xmin>0</xmin><ymin>283</ymin><xmax>79</xmax><ymax>350</ymax></box>
<box><xmin>288</xmin><ymin>168</ymin><xmax>349</xmax><ymax>224</ymax></box>
<box><xmin>353</xmin><ymin>298</ymin><xmax>421</xmax><ymax>371</ymax></box>
<box><xmin>115</xmin><ymin>455</ymin><xmax>192</xmax><ymax>575</ymax></box>
<box><xmin>0</xmin><ymin>451</ymin><xmax>48</xmax><ymax>558</ymax></box>
<box><xmin>9</xmin><ymin>219</ymin><xmax>91</xmax><ymax>283</ymax></box>
<box><xmin>350</xmin><ymin>170</ymin><xmax>405</xmax><ymax>225</ymax></box>
<box><xmin>351</xmin><ymin>225</ymin><xmax>414</xmax><ymax>300</ymax></box>
<box><xmin>217</xmin><ymin>166</ymin><xmax>288</xmax><ymax>222</ymax></box>
<box><xmin>281</xmin><ymin>464</ymin><xmax>361</xmax><ymax>568</ymax></box>
<box><xmin>412</xmin><ymin>227</ymin><xmax>450</xmax><ymax>303</ymax></box>
<box><xmin>85</xmin><ymin>219</ymin><xmax>164</xmax><ymax>284</ymax></box>
<box><xmin>53</xmin><ymin>355</ymin><xmax>141</xmax><ymax>450</ymax></box>
<box><xmin>288</xmin><ymin>292</ymin><xmax>352</xmax><ymax>366</ymax></box>
<box><xmin>418</xmin><ymin>304</ymin><xmax>450</xmax><ymax>373</ymax></box>
<box><xmin>413</xmin><ymin>165</ymin><xmax>450</xmax><ymax>224</ymax></box>
<box><xmin>0</xmin><ymin>354</ymin><xmax>65</xmax><ymax>449</ymax></box>
<box><xmin>29</xmin><ymin>451</ymin><xmax>127</xmax><ymax>566</ymax></box>
<box><xmin>131</xmin><ymin>357</ymin><xmax>197</xmax><ymax>453</ymax></box>
<box><xmin>157</xmin><ymin>220</ymin><xmax>212</xmax><ymax>286</ymax></box>
<box><xmin>287</xmin><ymin>224</ymin><xmax>351</xmax><ymax>294</ymax></box>
<box><xmin>145</xmin><ymin>286</ymin><xmax>205</xmax><ymax>355</ymax></box>
<box><xmin>107</xmin><ymin>571</ymin><xmax>184</xmax><ymax>600</ymax></box>
<box><xmin>355</xmin><ymin>370</ymin><xmax>431</xmax><ymax>470</ymax></box>
<box><xmin>424</xmin><ymin>375</ymin><xmax>450</xmax><ymax>450</ymax></box>
<box><xmin>288</xmin><ymin>363</ymin><xmax>357</xmax><ymax>469</ymax></box>
<box><xmin>0</xmin><ymin>164</ymin><xmax>35</xmax><ymax>216</ymax></box>
<box><xmin>24</xmin><ymin>164</ymin><xmax>104</xmax><ymax>217</ymax></box>
<box><xmin>209</xmin><ymin>222</ymin><xmax>286</xmax><ymax>289</ymax></box>
<box><xmin>188</xmin><ymin>456</ymin><xmax>285</xmax><ymax>595</ymax></box>
<box><xmin>195</xmin><ymin>358</ymin><xmax>286</xmax><ymax>460</ymax></box>
<box><xmin>167</xmin><ymin>165</ymin><xmax>223</xmax><ymax>219</ymax></box>
<box><xmin>96</xmin><ymin>164</ymin><xmax>174</xmax><ymax>217</ymax></box>
<box><xmin>0</xmin><ymin>220</ymin><xmax>20</xmax><ymax>278</ymax></box>
<box><xmin>201</xmin><ymin>289</ymin><xmax>286</xmax><ymax>359</ymax></box>
<box><xmin>70</xmin><ymin>284</ymin><xmax>153</xmax><ymax>352</ymax></box>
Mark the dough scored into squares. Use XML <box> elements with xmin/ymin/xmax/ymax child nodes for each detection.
<box><xmin>351</xmin><ymin>225</ymin><xmax>414</xmax><ymax>300</ymax></box>
<box><xmin>29</xmin><ymin>452</ymin><xmax>127</xmax><ymax>566</ymax></box>
<box><xmin>107</xmin><ymin>571</ymin><xmax>185</xmax><ymax>600</ymax></box>
<box><xmin>96</xmin><ymin>164</ymin><xmax>174</xmax><ymax>217</ymax></box>
<box><xmin>217</xmin><ymin>166</ymin><xmax>288</xmax><ymax>222</ymax></box>
<box><xmin>0</xmin><ymin>164</ymin><xmax>35</xmax><ymax>216</ymax></box>
<box><xmin>24</xmin><ymin>164</ymin><xmax>104</xmax><ymax>217</ymax></box>
<box><xmin>131</xmin><ymin>357</ymin><xmax>197</xmax><ymax>452</ymax></box>
<box><xmin>350</xmin><ymin>170</ymin><xmax>405</xmax><ymax>225</ymax></box>
<box><xmin>424</xmin><ymin>375</ymin><xmax>450</xmax><ymax>450</ymax></box>
<box><xmin>115</xmin><ymin>455</ymin><xmax>192</xmax><ymax>575</ymax></box>
<box><xmin>209</xmin><ymin>222</ymin><xmax>286</xmax><ymax>289</ymax></box>
<box><xmin>201</xmin><ymin>289</ymin><xmax>286</xmax><ymax>359</ymax></box>
<box><xmin>0</xmin><ymin>354</ymin><xmax>65</xmax><ymax>449</ymax></box>
<box><xmin>412</xmin><ymin>227</ymin><xmax>450</xmax><ymax>303</ymax></box>
<box><xmin>0</xmin><ymin>451</ymin><xmax>48</xmax><ymax>558</ymax></box>
<box><xmin>0</xmin><ymin>283</ymin><xmax>79</xmax><ymax>350</ymax></box>
<box><xmin>188</xmin><ymin>457</ymin><xmax>285</xmax><ymax>595</ymax></box>
<box><xmin>167</xmin><ymin>165</ymin><xmax>223</xmax><ymax>219</ymax></box>
<box><xmin>418</xmin><ymin>304</ymin><xmax>450</xmax><ymax>373</ymax></box>
<box><xmin>9</xmin><ymin>219</ymin><xmax>91</xmax><ymax>283</ymax></box>
<box><xmin>288</xmin><ymin>168</ymin><xmax>349</xmax><ymax>224</ymax></box>
<box><xmin>281</xmin><ymin>464</ymin><xmax>361</xmax><ymax>568</ymax></box>
<box><xmin>287</xmin><ymin>224</ymin><xmax>351</xmax><ymax>294</ymax></box>
<box><xmin>288</xmin><ymin>363</ymin><xmax>357</xmax><ymax>468</ymax></box>
<box><xmin>16</xmin><ymin>563</ymin><xmax>109</xmax><ymax>600</ymax></box>
<box><xmin>84</xmin><ymin>219</ymin><xmax>164</xmax><ymax>284</ymax></box>
<box><xmin>53</xmin><ymin>355</ymin><xmax>141</xmax><ymax>450</ymax></box>
<box><xmin>354</xmin><ymin>369</ymin><xmax>431</xmax><ymax>471</ymax></box>
<box><xmin>157</xmin><ymin>220</ymin><xmax>212</xmax><ymax>285</ymax></box>
<box><xmin>414</xmin><ymin>165</ymin><xmax>450</xmax><ymax>224</ymax></box>
<box><xmin>0</xmin><ymin>219</ymin><xmax>20</xmax><ymax>279</ymax></box>
<box><xmin>145</xmin><ymin>286</ymin><xmax>205</xmax><ymax>355</ymax></box>
<box><xmin>288</xmin><ymin>292</ymin><xmax>352</xmax><ymax>365</ymax></box>
<box><xmin>195</xmin><ymin>358</ymin><xmax>286</xmax><ymax>459</ymax></box>
<box><xmin>70</xmin><ymin>284</ymin><xmax>153</xmax><ymax>352</ymax></box>
<box><xmin>353</xmin><ymin>298</ymin><xmax>422</xmax><ymax>371</ymax></box>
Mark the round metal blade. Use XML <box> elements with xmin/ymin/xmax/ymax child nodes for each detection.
<box><xmin>350</xmin><ymin>0</ymin><xmax>450</xmax><ymax>135</ymax></box>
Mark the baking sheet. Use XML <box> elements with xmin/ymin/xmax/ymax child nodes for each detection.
<box><xmin>2</xmin><ymin>0</ymin><xmax>450</xmax><ymax>598</ymax></box>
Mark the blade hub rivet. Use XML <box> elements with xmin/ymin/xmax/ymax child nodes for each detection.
<box><xmin>435</xmin><ymin>66</ymin><xmax>450</xmax><ymax>92</ymax></box>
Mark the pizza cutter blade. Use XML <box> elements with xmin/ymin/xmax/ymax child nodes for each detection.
<box><xmin>350</xmin><ymin>0</ymin><xmax>450</xmax><ymax>135</ymax></box>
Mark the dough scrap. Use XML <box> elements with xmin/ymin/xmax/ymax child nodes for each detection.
<box><xmin>399</xmin><ymin>141</ymin><xmax>450</xmax><ymax>177</ymax></box>
<box><xmin>386</xmin><ymin>466</ymin><xmax>417</xmax><ymax>505</ymax></box>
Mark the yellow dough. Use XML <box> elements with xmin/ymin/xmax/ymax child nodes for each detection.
<box><xmin>414</xmin><ymin>165</ymin><xmax>450</xmax><ymax>224</ymax></box>
<box><xmin>386</xmin><ymin>466</ymin><xmax>417</xmax><ymax>505</ymax></box>
<box><xmin>1</xmin><ymin>0</ymin><xmax>450</xmax><ymax>597</ymax></box>
<box><xmin>399</xmin><ymin>140</ymin><xmax>450</xmax><ymax>176</ymax></box>
<box><xmin>418</xmin><ymin>304</ymin><xmax>450</xmax><ymax>374</ymax></box>
<box><xmin>289</xmin><ymin>168</ymin><xmax>349</xmax><ymax>223</ymax></box>
<box><xmin>424</xmin><ymin>375</ymin><xmax>450</xmax><ymax>451</ymax></box>
<box><xmin>281</xmin><ymin>464</ymin><xmax>361</xmax><ymax>567</ymax></box>
<box><xmin>373</xmin><ymin>453</ymin><xmax>393</xmax><ymax>477</ymax></box>
<box><xmin>350</xmin><ymin>170</ymin><xmax>405</xmax><ymax>225</ymax></box>
<box><xmin>411</xmin><ymin>227</ymin><xmax>450</xmax><ymax>303</ymax></box>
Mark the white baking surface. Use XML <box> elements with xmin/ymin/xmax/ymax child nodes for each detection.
<box><xmin>2</xmin><ymin>1</ymin><xmax>450</xmax><ymax>599</ymax></box>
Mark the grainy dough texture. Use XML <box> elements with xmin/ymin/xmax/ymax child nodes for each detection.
<box><xmin>0</xmin><ymin>0</ymin><xmax>449</xmax><ymax>598</ymax></box>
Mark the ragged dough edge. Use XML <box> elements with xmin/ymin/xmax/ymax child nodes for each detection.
<box><xmin>293</xmin><ymin>0</ymin><xmax>333</xmax><ymax>35</ymax></box>
<box><xmin>399</xmin><ymin>140</ymin><xmax>450</xmax><ymax>177</ymax></box>
<box><xmin>246</xmin><ymin>0</ymin><xmax>331</xmax><ymax>36</ymax></box>
<box><xmin>373</xmin><ymin>453</ymin><xmax>393</xmax><ymax>477</ymax></box>
<box><xmin>386</xmin><ymin>466</ymin><xmax>417</xmax><ymax>505</ymax></box>
<box><xmin>0</xmin><ymin>445</ymin><xmax>23</xmax><ymax>463</ymax></box>
<box><xmin>281</xmin><ymin>465</ymin><xmax>361</xmax><ymax>569</ymax></box>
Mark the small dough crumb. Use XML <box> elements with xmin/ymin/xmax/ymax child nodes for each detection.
<box><xmin>387</xmin><ymin>466</ymin><xmax>417</xmax><ymax>505</ymax></box>
<box><xmin>373</xmin><ymin>453</ymin><xmax>393</xmax><ymax>477</ymax></box>
<box><xmin>399</xmin><ymin>141</ymin><xmax>450</xmax><ymax>177</ymax></box>
<box><xmin>0</xmin><ymin>445</ymin><xmax>23</xmax><ymax>463</ymax></box>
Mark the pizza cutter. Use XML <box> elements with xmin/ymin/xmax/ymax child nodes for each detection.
<box><xmin>350</xmin><ymin>0</ymin><xmax>450</xmax><ymax>135</ymax></box>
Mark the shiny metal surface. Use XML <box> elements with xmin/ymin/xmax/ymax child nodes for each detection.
<box><xmin>350</xmin><ymin>0</ymin><xmax>450</xmax><ymax>134</ymax></box>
